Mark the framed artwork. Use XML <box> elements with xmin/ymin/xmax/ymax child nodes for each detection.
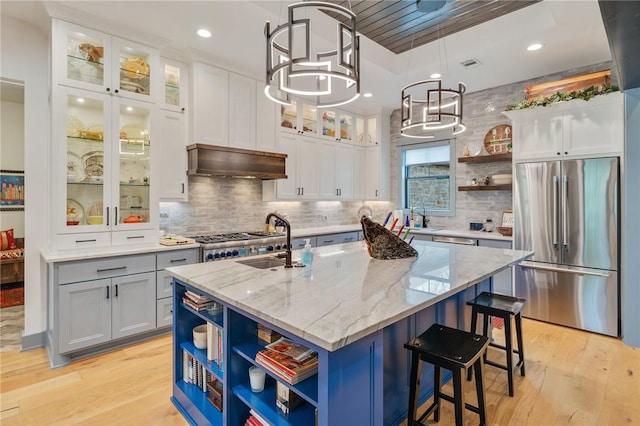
<box><xmin>0</xmin><ymin>170</ymin><xmax>24</xmax><ymax>211</ymax></box>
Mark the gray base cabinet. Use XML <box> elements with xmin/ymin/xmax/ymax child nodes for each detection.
<box><xmin>47</xmin><ymin>247</ymin><xmax>198</xmax><ymax>367</ymax></box>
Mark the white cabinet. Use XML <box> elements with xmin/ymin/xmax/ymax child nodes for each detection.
<box><xmin>365</xmin><ymin>146</ymin><xmax>382</xmax><ymax>199</ymax></box>
<box><xmin>53</xmin><ymin>85</ymin><xmax>158</xmax><ymax>250</ymax></box>
<box><xmin>319</xmin><ymin>141</ymin><xmax>355</xmax><ymax>199</ymax></box>
<box><xmin>354</xmin><ymin>146</ymin><xmax>367</xmax><ymax>199</ymax></box>
<box><xmin>192</xmin><ymin>62</ymin><xmax>228</xmax><ymax>146</ymax></box>
<box><xmin>256</xmin><ymin>84</ymin><xmax>278</xmax><ymax>152</ymax></box>
<box><xmin>280</xmin><ymin>99</ymin><xmax>319</xmax><ymax>137</ymax></box>
<box><xmin>263</xmin><ymin>134</ymin><xmax>319</xmax><ymax>200</ymax></box>
<box><xmin>53</xmin><ymin>20</ymin><xmax>159</xmax><ymax>103</ymax></box>
<box><xmin>157</xmin><ymin>108</ymin><xmax>188</xmax><ymax>201</ymax></box>
<box><xmin>356</xmin><ymin>114</ymin><xmax>380</xmax><ymax>145</ymax></box>
<box><xmin>159</xmin><ymin>58</ymin><xmax>188</xmax><ymax>112</ymax></box>
<box><xmin>155</xmin><ymin>248</ymin><xmax>198</xmax><ymax>327</ymax></box>
<box><xmin>319</xmin><ymin>109</ymin><xmax>355</xmax><ymax>142</ymax></box>
<box><xmin>228</xmin><ymin>73</ymin><xmax>257</xmax><ymax>149</ymax></box>
<box><xmin>504</xmin><ymin>92</ymin><xmax>623</xmax><ymax>162</ymax></box>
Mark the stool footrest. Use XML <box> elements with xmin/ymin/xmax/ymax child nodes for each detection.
<box><xmin>489</xmin><ymin>341</ymin><xmax>521</xmax><ymax>355</ymax></box>
<box><xmin>438</xmin><ymin>393</ymin><xmax>481</xmax><ymax>415</ymax></box>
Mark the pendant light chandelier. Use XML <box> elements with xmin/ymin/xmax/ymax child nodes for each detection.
<box><xmin>400</xmin><ymin>8</ymin><xmax>466</xmax><ymax>139</ymax></box>
<box><xmin>264</xmin><ymin>1</ymin><xmax>360</xmax><ymax>108</ymax></box>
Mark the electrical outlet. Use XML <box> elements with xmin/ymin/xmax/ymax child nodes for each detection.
<box><xmin>160</xmin><ymin>211</ymin><xmax>169</xmax><ymax>218</ymax></box>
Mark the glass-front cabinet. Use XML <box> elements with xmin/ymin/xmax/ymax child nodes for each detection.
<box><xmin>159</xmin><ymin>58</ymin><xmax>187</xmax><ymax>112</ymax></box>
<box><xmin>54</xmin><ymin>20</ymin><xmax>158</xmax><ymax>103</ymax></box>
<box><xmin>280</xmin><ymin>100</ymin><xmax>318</xmax><ymax>136</ymax></box>
<box><xmin>57</xmin><ymin>86</ymin><xmax>154</xmax><ymax>238</ymax></box>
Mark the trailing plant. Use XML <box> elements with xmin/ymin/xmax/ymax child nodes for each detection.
<box><xmin>505</xmin><ymin>83</ymin><xmax>619</xmax><ymax>111</ymax></box>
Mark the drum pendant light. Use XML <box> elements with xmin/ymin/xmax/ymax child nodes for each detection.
<box><xmin>401</xmin><ymin>3</ymin><xmax>466</xmax><ymax>138</ymax></box>
<box><xmin>264</xmin><ymin>1</ymin><xmax>360</xmax><ymax>108</ymax></box>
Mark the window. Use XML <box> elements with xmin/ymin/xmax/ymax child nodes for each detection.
<box><xmin>402</xmin><ymin>140</ymin><xmax>455</xmax><ymax>216</ymax></box>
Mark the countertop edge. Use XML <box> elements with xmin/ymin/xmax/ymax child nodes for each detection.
<box><xmin>41</xmin><ymin>242</ymin><xmax>201</xmax><ymax>263</ymax></box>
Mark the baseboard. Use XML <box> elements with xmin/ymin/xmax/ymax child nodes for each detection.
<box><xmin>21</xmin><ymin>331</ymin><xmax>46</xmax><ymax>351</ymax></box>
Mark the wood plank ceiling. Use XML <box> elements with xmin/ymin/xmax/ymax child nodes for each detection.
<box><xmin>317</xmin><ymin>0</ymin><xmax>540</xmax><ymax>54</ymax></box>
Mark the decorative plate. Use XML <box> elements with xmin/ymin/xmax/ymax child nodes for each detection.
<box><xmin>67</xmin><ymin>199</ymin><xmax>85</xmax><ymax>224</ymax></box>
<box><xmin>483</xmin><ymin>124</ymin><xmax>512</xmax><ymax>155</ymax></box>
<box><xmin>66</xmin><ymin>115</ymin><xmax>85</xmax><ymax>137</ymax></box>
<box><xmin>467</xmin><ymin>141</ymin><xmax>484</xmax><ymax>157</ymax></box>
<box><xmin>120</xmin><ymin>159</ymin><xmax>148</xmax><ymax>183</ymax></box>
<box><xmin>67</xmin><ymin>152</ymin><xmax>86</xmax><ymax>182</ymax></box>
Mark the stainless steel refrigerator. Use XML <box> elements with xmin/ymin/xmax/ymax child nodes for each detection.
<box><xmin>514</xmin><ymin>157</ymin><xmax>619</xmax><ymax>337</ymax></box>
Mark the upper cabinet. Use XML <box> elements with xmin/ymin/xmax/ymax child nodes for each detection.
<box><xmin>191</xmin><ymin>62</ymin><xmax>277</xmax><ymax>152</ymax></box>
<box><xmin>503</xmin><ymin>92</ymin><xmax>623</xmax><ymax>162</ymax></box>
<box><xmin>53</xmin><ymin>20</ymin><xmax>159</xmax><ymax>103</ymax></box>
<box><xmin>159</xmin><ymin>58</ymin><xmax>188</xmax><ymax>112</ymax></box>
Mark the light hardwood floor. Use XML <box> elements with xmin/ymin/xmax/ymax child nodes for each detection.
<box><xmin>1</xmin><ymin>318</ymin><xmax>638</xmax><ymax>426</ymax></box>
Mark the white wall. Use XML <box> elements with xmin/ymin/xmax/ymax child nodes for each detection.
<box><xmin>1</xmin><ymin>15</ymin><xmax>50</xmax><ymax>340</ymax></box>
<box><xmin>0</xmin><ymin>98</ymin><xmax>26</xmax><ymax>237</ymax></box>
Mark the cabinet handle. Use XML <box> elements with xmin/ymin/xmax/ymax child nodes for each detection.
<box><xmin>106</xmin><ymin>207</ymin><xmax>110</xmax><ymax>226</ymax></box>
<box><xmin>115</xmin><ymin>284</ymin><xmax>118</xmax><ymax>297</ymax></box>
<box><xmin>106</xmin><ymin>87</ymin><xmax>111</xmax><ymax>93</ymax></box>
<box><xmin>375</xmin><ymin>189</ymin><xmax>379</xmax><ymax>197</ymax></box>
<box><xmin>106</xmin><ymin>286</ymin><xmax>109</xmax><ymax>299</ymax></box>
<box><xmin>75</xmin><ymin>239</ymin><xmax>97</xmax><ymax>243</ymax></box>
<box><xmin>97</xmin><ymin>266</ymin><xmax>127</xmax><ymax>273</ymax></box>
<box><xmin>181</xmin><ymin>183</ymin><xmax>185</xmax><ymax>194</ymax></box>
<box><xmin>170</xmin><ymin>258</ymin><xmax>187</xmax><ymax>263</ymax></box>
<box><xmin>344</xmin><ymin>237</ymin><xmax>354</xmax><ymax>241</ymax></box>
<box><xmin>127</xmin><ymin>235</ymin><xmax>145</xmax><ymax>239</ymax></box>
<box><xmin>323</xmin><ymin>239</ymin><xmax>334</xmax><ymax>243</ymax></box>
<box><xmin>301</xmin><ymin>187</ymin><xmax>304</xmax><ymax>196</ymax></box>
<box><xmin>181</xmin><ymin>107</ymin><xmax>185</xmax><ymax>113</ymax></box>
<box><xmin>115</xmin><ymin>207</ymin><xmax>118</xmax><ymax>225</ymax></box>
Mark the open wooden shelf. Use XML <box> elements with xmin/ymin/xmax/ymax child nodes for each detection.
<box><xmin>458</xmin><ymin>153</ymin><xmax>512</xmax><ymax>163</ymax></box>
<box><xmin>458</xmin><ymin>184</ymin><xmax>512</xmax><ymax>191</ymax></box>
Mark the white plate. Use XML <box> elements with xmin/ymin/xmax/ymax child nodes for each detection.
<box><xmin>67</xmin><ymin>198</ymin><xmax>85</xmax><ymax>224</ymax></box>
<box><xmin>67</xmin><ymin>152</ymin><xmax>85</xmax><ymax>182</ymax></box>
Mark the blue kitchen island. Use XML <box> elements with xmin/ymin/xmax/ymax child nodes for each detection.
<box><xmin>166</xmin><ymin>240</ymin><xmax>532</xmax><ymax>426</ymax></box>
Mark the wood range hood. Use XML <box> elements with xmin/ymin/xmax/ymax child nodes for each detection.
<box><xmin>186</xmin><ymin>144</ymin><xmax>287</xmax><ymax>179</ymax></box>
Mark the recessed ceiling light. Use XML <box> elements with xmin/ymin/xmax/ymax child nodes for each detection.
<box><xmin>527</xmin><ymin>43</ymin><xmax>543</xmax><ymax>51</ymax></box>
<box><xmin>197</xmin><ymin>29</ymin><xmax>212</xmax><ymax>38</ymax></box>
<box><xmin>430</xmin><ymin>73</ymin><xmax>441</xmax><ymax>79</ymax></box>
<box><xmin>363</xmin><ymin>92</ymin><xmax>373</xmax><ymax>98</ymax></box>
<box><xmin>126</xmin><ymin>106</ymin><xmax>133</xmax><ymax>111</ymax></box>
<box><xmin>77</xmin><ymin>98</ymin><xmax>85</xmax><ymax>103</ymax></box>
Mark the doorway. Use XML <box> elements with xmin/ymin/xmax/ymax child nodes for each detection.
<box><xmin>0</xmin><ymin>78</ymin><xmax>25</xmax><ymax>351</ymax></box>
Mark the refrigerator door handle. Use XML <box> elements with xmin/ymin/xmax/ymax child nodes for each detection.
<box><xmin>519</xmin><ymin>261</ymin><xmax>611</xmax><ymax>278</ymax></box>
<box><xmin>562</xmin><ymin>175</ymin><xmax>569</xmax><ymax>251</ymax></box>
<box><xmin>553</xmin><ymin>176</ymin><xmax>559</xmax><ymax>250</ymax></box>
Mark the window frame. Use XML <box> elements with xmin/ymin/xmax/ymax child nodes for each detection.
<box><xmin>400</xmin><ymin>138</ymin><xmax>456</xmax><ymax>217</ymax></box>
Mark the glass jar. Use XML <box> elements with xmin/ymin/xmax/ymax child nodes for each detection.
<box><xmin>484</xmin><ymin>218</ymin><xmax>494</xmax><ymax>232</ymax></box>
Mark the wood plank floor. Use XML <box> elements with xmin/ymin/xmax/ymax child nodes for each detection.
<box><xmin>1</xmin><ymin>318</ymin><xmax>638</xmax><ymax>425</ymax></box>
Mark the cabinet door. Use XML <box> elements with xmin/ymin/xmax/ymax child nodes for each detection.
<box><xmin>156</xmin><ymin>298</ymin><xmax>173</xmax><ymax>328</ymax></box>
<box><xmin>298</xmin><ymin>101</ymin><xmax>319</xmax><ymax>136</ymax></box>
<box><xmin>159</xmin><ymin>58</ymin><xmax>188</xmax><ymax>112</ymax></box>
<box><xmin>512</xmin><ymin>111</ymin><xmax>562</xmax><ymax>161</ymax></box>
<box><xmin>318</xmin><ymin>141</ymin><xmax>338</xmax><ymax>199</ymax></box>
<box><xmin>335</xmin><ymin>144</ymin><xmax>355</xmax><ymax>199</ymax></box>
<box><xmin>297</xmin><ymin>137</ymin><xmax>319</xmax><ymax>199</ymax></box>
<box><xmin>228</xmin><ymin>73</ymin><xmax>257</xmax><ymax>149</ymax></box>
<box><xmin>58</xmin><ymin>278</ymin><xmax>112</xmax><ymax>354</ymax></box>
<box><xmin>114</xmin><ymin>98</ymin><xmax>154</xmax><ymax>229</ymax></box>
<box><xmin>365</xmin><ymin>146</ymin><xmax>381</xmax><ymax>199</ymax></box>
<box><xmin>366</xmin><ymin>115</ymin><xmax>379</xmax><ymax>145</ymax></box>
<box><xmin>111</xmin><ymin>271</ymin><xmax>156</xmax><ymax>339</ymax></box>
<box><xmin>562</xmin><ymin>99</ymin><xmax>623</xmax><ymax>157</ymax></box>
<box><xmin>337</xmin><ymin>111</ymin><xmax>354</xmax><ymax>142</ymax></box>
<box><xmin>256</xmin><ymin>83</ymin><xmax>278</xmax><ymax>152</ymax></box>
<box><xmin>353</xmin><ymin>146</ymin><xmax>366</xmax><ymax>199</ymax></box>
<box><xmin>56</xmin><ymin>86</ymin><xmax>113</xmax><ymax>235</ymax></box>
<box><xmin>53</xmin><ymin>20</ymin><xmax>113</xmax><ymax>94</ymax></box>
<box><xmin>111</xmin><ymin>36</ymin><xmax>158</xmax><ymax>103</ymax></box>
<box><xmin>320</xmin><ymin>109</ymin><xmax>337</xmax><ymax>139</ymax></box>
<box><xmin>275</xmin><ymin>133</ymin><xmax>299</xmax><ymax>199</ymax></box>
<box><xmin>192</xmin><ymin>63</ymin><xmax>228</xmax><ymax>146</ymax></box>
<box><xmin>157</xmin><ymin>109</ymin><xmax>188</xmax><ymax>201</ymax></box>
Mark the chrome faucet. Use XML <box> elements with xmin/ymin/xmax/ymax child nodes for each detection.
<box><xmin>265</xmin><ymin>212</ymin><xmax>293</xmax><ymax>268</ymax></box>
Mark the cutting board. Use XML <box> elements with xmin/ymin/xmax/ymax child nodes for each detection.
<box><xmin>159</xmin><ymin>236</ymin><xmax>196</xmax><ymax>246</ymax></box>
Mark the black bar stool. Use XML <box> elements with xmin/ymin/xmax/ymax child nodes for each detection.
<box><xmin>404</xmin><ymin>323</ymin><xmax>490</xmax><ymax>426</ymax></box>
<box><xmin>466</xmin><ymin>291</ymin><xmax>526</xmax><ymax>397</ymax></box>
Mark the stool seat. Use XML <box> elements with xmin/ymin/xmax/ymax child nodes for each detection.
<box><xmin>405</xmin><ymin>324</ymin><xmax>490</xmax><ymax>426</ymax></box>
<box><xmin>466</xmin><ymin>291</ymin><xmax>526</xmax><ymax>397</ymax></box>
<box><xmin>467</xmin><ymin>291</ymin><xmax>525</xmax><ymax>316</ymax></box>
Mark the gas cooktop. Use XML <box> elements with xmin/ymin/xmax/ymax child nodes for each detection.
<box><xmin>192</xmin><ymin>232</ymin><xmax>285</xmax><ymax>245</ymax></box>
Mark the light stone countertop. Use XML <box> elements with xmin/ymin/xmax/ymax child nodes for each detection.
<box><xmin>166</xmin><ymin>240</ymin><xmax>532</xmax><ymax>352</ymax></box>
<box><xmin>292</xmin><ymin>224</ymin><xmax>362</xmax><ymax>238</ymax></box>
<box><xmin>41</xmin><ymin>242</ymin><xmax>201</xmax><ymax>263</ymax></box>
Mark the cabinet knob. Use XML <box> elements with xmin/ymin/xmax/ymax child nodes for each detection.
<box><xmin>181</xmin><ymin>107</ymin><xmax>185</xmax><ymax>112</ymax></box>
<box><xmin>106</xmin><ymin>87</ymin><xmax>111</xmax><ymax>92</ymax></box>
<box><xmin>564</xmin><ymin>151</ymin><xmax>568</xmax><ymax>155</ymax></box>
<box><xmin>557</xmin><ymin>152</ymin><xmax>561</xmax><ymax>156</ymax></box>
<box><xmin>114</xmin><ymin>89</ymin><xmax>119</xmax><ymax>94</ymax></box>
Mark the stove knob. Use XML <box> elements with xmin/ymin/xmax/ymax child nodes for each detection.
<box><xmin>282</xmin><ymin>244</ymin><xmax>288</xmax><ymax>249</ymax></box>
<box><xmin>220</xmin><ymin>252</ymin><xmax>226</xmax><ymax>258</ymax></box>
<box><xmin>267</xmin><ymin>245</ymin><xmax>274</xmax><ymax>252</ymax></box>
<box><xmin>206</xmin><ymin>253</ymin><xmax>214</xmax><ymax>261</ymax></box>
<box><xmin>214</xmin><ymin>253</ymin><xmax>221</xmax><ymax>259</ymax></box>
<box><xmin>275</xmin><ymin>244</ymin><xmax>281</xmax><ymax>250</ymax></box>
<box><xmin>232</xmin><ymin>250</ymin><xmax>239</xmax><ymax>257</ymax></box>
<box><xmin>226</xmin><ymin>251</ymin><xmax>233</xmax><ymax>258</ymax></box>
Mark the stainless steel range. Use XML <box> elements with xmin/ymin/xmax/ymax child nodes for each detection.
<box><xmin>193</xmin><ymin>232</ymin><xmax>287</xmax><ymax>262</ymax></box>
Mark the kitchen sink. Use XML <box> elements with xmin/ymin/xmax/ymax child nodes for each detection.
<box><xmin>236</xmin><ymin>257</ymin><xmax>286</xmax><ymax>269</ymax></box>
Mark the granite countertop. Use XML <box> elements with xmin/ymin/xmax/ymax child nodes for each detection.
<box><xmin>166</xmin><ymin>240</ymin><xmax>532</xmax><ymax>352</ymax></box>
<box><xmin>41</xmin><ymin>242</ymin><xmax>201</xmax><ymax>263</ymax></box>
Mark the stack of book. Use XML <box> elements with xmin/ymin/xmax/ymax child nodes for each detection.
<box><xmin>182</xmin><ymin>290</ymin><xmax>221</xmax><ymax>313</ymax></box>
<box><xmin>182</xmin><ymin>350</ymin><xmax>213</xmax><ymax>392</ymax></box>
<box><xmin>206</xmin><ymin>322</ymin><xmax>223</xmax><ymax>370</ymax></box>
<box><xmin>255</xmin><ymin>337</ymin><xmax>318</xmax><ymax>385</ymax></box>
<box><xmin>257</xmin><ymin>323</ymin><xmax>282</xmax><ymax>344</ymax></box>
<box><xmin>245</xmin><ymin>410</ymin><xmax>269</xmax><ymax>426</ymax></box>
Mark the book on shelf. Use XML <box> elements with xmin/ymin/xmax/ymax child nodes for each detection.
<box><xmin>206</xmin><ymin>322</ymin><xmax>219</xmax><ymax>363</ymax></box>
<box><xmin>182</xmin><ymin>349</ymin><xmax>212</xmax><ymax>390</ymax></box>
<box><xmin>255</xmin><ymin>342</ymin><xmax>318</xmax><ymax>385</ymax></box>
<box><xmin>265</xmin><ymin>337</ymin><xmax>317</xmax><ymax>363</ymax></box>
<box><xmin>185</xmin><ymin>290</ymin><xmax>211</xmax><ymax>304</ymax></box>
<box><xmin>249</xmin><ymin>409</ymin><xmax>269</xmax><ymax>426</ymax></box>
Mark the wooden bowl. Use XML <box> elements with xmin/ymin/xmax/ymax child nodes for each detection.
<box><xmin>497</xmin><ymin>226</ymin><xmax>513</xmax><ymax>236</ymax></box>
